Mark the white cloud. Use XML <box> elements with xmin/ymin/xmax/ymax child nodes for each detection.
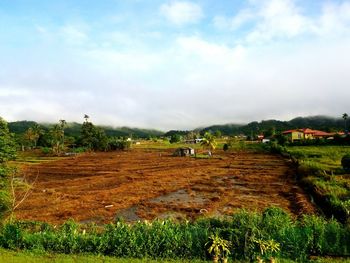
<box><xmin>160</xmin><ymin>1</ymin><xmax>203</xmax><ymax>26</ymax></box>
<box><xmin>2</xmin><ymin>1</ymin><xmax>350</xmax><ymax>130</ymax></box>
<box><xmin>214</xmin><ymin>0</ymin><xmax>350</xmax><ymax>43</ymax></box>
<box><xmin>213</xmin><ymin>9</ymin><xmax>254</xmax><ymax>30</ymax></box>
<box><xmin>60</xmin><ymin>24</ymin><xmax>88</xmax><ymax>45</ymax></box>
<box><xmin>247</xmin><ymin>0</ymin><xmax>310</xmax><ymax>41</ymax></box>
<box><xmin>315</xmin><ymin>1</ymin><xmax>350</xmax><ymax>36</ymax></box>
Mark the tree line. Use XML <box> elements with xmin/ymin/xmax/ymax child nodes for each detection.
<box><xmin>8</xmin><ymin>115</ymin><xmax>138</xmax><ymax>154</ymax></box>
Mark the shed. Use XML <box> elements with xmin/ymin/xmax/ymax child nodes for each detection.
<box><xmin>173</xmin><ymin>147</ymin><xmax>195</xmax><ymax>157</ymax></box>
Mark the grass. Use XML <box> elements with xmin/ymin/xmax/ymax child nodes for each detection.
<box><xmin>0</xmin><ymin>249</ymin><xmax>349</xmax><ymax>263</ymax></box>
<box><xmin>284</xmin><ymin>145</ymin><xmax>350</xmax><ymax>222</ymax></box>
<box><xmin>286</xmin><ymin>146</ymin><xmax>350</xmax><ymax>172</ymax></box>
<box><xmin>0</xmin><ymin>248</ymin><xmax>208</xmax><ymax>263</ymax></box>
<box><xmin>12</xmin><ymin>151</ymin><xmax>65</xmax><ymax>166</ymax></box>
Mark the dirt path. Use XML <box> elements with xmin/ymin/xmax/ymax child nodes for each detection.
<box><xmin>15</xmin><ymin>149</ymin><xmax>317</xmax><ymax>224</ymax></box>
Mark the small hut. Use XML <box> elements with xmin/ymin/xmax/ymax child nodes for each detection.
<box><xmin>173</xmin><ymin>147</ymin><xmax>195</xmax><ymax>157</ymax></box>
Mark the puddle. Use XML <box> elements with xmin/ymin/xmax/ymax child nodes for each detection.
<box><xmin>115</xmin><ymin>206</ymin><xmax>141</xmax><ymax>222</ymax></box>
<box><xmin>149</xmin><ymin>189</ymin><xmax>209</xmax><ymax>206</ymax></box>
<box><xmin>79</xmin><ymin>216</ymin><xmax>105</xmax><ymax>225</ymax></box>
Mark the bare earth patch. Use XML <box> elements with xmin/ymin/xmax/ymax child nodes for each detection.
<box><xmin>16</xmin><ymin>149</ymin><xmax>317</xmax><ymax>224</ymax></box>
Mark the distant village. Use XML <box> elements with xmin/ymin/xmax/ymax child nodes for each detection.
<box><xmin>182</xmin><ymin>128</ymin><xmax>347</xmax><ymax>145</ymax></box>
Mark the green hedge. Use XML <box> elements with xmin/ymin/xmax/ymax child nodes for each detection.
<box><xmin>0</xmin><ymin>208</ymin><xmax>349</xmax><ymax>261</ymax></box>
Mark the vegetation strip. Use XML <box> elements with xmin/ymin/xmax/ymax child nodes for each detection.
<box><xmin>264</xmin><ymin>142</ymin><xmax>350</xmax><ymax>223</ymax></box>
<box><xmin>0</xmin><ymin>208</ymin><xmax>350</xmax><ymax>262</ymax></box>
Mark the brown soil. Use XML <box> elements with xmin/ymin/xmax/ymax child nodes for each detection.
<box><xmin>15</xmin><ymin>149</ymin><xmax>317</xmax><ymax>224</ymax></box>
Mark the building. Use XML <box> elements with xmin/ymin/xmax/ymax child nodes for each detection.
<box><xmin>282</xmin><ymin>128</ymin><xmax>333</xmax><ymax>142</ymax></box>
<box><xmin>173</xmin><ymin>147</ymin><xmax>195</xmax><ymax>157</ymax></box>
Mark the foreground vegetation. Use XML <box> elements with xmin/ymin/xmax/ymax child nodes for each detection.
<box><xmin>0</xmin><ymin>208</ymin><xmax>349</xmax><ymax>262</ymax></box>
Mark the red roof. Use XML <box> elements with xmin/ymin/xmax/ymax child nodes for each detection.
<box><xmin>312</xmin><ymin>130</ymin><xmax>333</xmax><ymax>136</ymax></box>
<box><xmin>302</xmin><ymin>128</ymin><xmax>315</xmax><ymax>134</ymax></box>
<box><xmin>282</xmin><ymin>128</ymin><xmax>333</xmax><ymax>137</ymax></box>
<box><xmin>282</xmin><ymin>129</ymin><xmax>301</xmax><ymax>134</ymax></box>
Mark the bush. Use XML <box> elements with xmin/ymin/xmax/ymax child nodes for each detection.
<box><xmin>40</xmin><ymin>147</ymin><xmax>52</xmax><ymax>155</ymax></box>
<box><xmin>169</xmin><ymin>134</ymin><xmax>181</xmax><ymax>144</ymax></box>
<box><xmin>108</xmin><ymin>139</ymin><xmax>131</xmax><ymax>151</ymax></box>
<box><xmin>0</xmin><ymin>209</ymin><xmax>349</xmax><ymax>261</ymax></box>
<box><xmin>264</xmin><ymin>142</ymin><xmax>286</xmax><ymax>154</ymax></box>
<box><xmin>341</xmin><ymin>154</ymin><xmax>350</xmax><ymax>171</ymax></box>
<box><xmin>72</xmin><ymin>147</ymin><xmax>87</xmax><ymax>153</ymax></box>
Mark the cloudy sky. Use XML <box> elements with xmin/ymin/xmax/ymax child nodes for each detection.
<box><xmin>0</xmin><ymin>0</ymin><xmax>349</xmax><ymax>130</ymax></box>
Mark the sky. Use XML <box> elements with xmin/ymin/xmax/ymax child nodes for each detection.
<box><xmin>0</xmin><ymin>0</ymin><xmax>349</xmax><ymax>130</ymax></box>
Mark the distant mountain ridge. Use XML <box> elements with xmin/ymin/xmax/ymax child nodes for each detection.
<box><xmin>7</xmin><ymin>115</ymin><xmax>347</xmax><ymax>137</ymax></box>
<box><xmin>199</xmin><ymin>116</ymin><xmax>346</xmax><ymax>136</ymax></box>
<box><xmin>8</xmin><ymin>121</ymin><xmax>164</xmax><ymax>138</ymax></box>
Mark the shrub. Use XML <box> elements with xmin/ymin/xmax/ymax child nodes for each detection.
<box><xmin>341</xmin><ymin>154</ymin><xmax>350</xmax><ymax>171</ymax></box>
<box><xmin>41</xmin><ymin>147</ymin><xmax>52</xmax><ymax>155</ymax></box>
<box><xmin>0</xmin><ymin>209</ymin><xmax>349</xmax><ymax>261</ymax></box>
<box><xmin>108</xmin><ymin>139</ymin><xmax>131</xmax><ymax>151</ymax></box>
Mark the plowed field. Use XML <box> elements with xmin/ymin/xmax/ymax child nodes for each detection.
<box><xmin>16</xmin><ymin>149</ymin><xmax>317</xmax><ymax>224</ymax></box>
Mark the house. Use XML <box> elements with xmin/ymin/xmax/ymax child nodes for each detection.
<box><xmin>173</xmin><ymin>147</ymin><xmax>195</xmax><ymax>157</ymax></box>
<box><xmin>257</xmin><ymin>134</ymin><xmax>264</xmax><ymax>140</ymax></box>
<box><xmin>195</xmin><ymin>138</ymin><xmax>203</xmax><ymax>143</ymax></box>
<box><xmin>282</xmin><ymin>128</ymin><xmax>333</xmax><ymax>142</ymax></box>
<box><xmin>184</xmin><ymin>138</ymin><xmax>203</xmax><ymax>144</ymax></box>
<box><xmin>262</xmin><ymin>138</ymin><xmax>271</xmax><ymax>143</ymax></box>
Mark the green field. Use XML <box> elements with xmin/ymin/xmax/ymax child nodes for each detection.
<box><xmin>286</xmin><ymin>146</ymin><xmax>350</xmax><ymax>172</ymax></box>
<box><xmin>285</xmin><ymin>145</ymin><xmax>350</xmax><ymax>222</ymax></box>
<box><xmin>0</xmin><ymin>249</ymin><xmax>208</xmax><ymax>263</ymax></box>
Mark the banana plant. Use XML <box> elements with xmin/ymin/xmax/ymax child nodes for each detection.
<box><xmin>206</xmin><ymin>233</ymin><xmax>231</xmax><ymax>263</ymax></box>
<box><xmin>253</xmin><ymin>238</ymin><xmax>280</xmax><ymax>262</ymax></box>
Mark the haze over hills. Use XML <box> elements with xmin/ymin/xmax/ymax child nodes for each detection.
<box><xmin>199</xmin><ymin>115</ymin><xmax>347</xmax><ymax>136</ymax></box>
<box><xmin>7</xmin><ymin>121</ymin><xmax>164</xmax><ymax>138</ymax></box>
<box><xmin>8</xmin><ymin>115</ymin><xmax>347</xmax><ymax>138</ymax></box>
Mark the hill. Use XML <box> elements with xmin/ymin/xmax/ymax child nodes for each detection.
<box><xmin>8</xmin><ymin>121</ymin><xmax>164</xmax><ymax>139</ymax></box>
<box><xmin>200</xmin><ymin>115</ymin><xmax>346</xmax><ymax>136</ymax></box>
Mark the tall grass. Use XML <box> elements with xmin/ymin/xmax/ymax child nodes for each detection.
<box><xmin>272</xmin><ymin>145</ymin><xmax>350</xmax><ymax>223</ymax></box>
<box><xmin>0</xmin><ymin>208</ymin><xmax>349</xmax><ymax>262</ymax></box>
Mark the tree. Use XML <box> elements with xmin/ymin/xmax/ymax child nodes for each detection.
<box><xmin>23</xmin><ymin>124</ymin><xmax>43</xmax><ymax>149</ymax></box>
<box><xmin>59</xmin><ymin>119</ymin><xmax>67</xmax><ymax>149</ymax></box>
<box><xmin>169</xmin><ymin>134</ymin><xmax>181</xmax><ymax>144</ymax></box>
<box><xmin>49</xmin><ymin>124</ymin><xmax>64</xmax><ymax>155</ymax></box>
<box><xmin>0</xmin><ymin>118</ymin><xmax>16</xmax><ymax>164</ymax></box>
<box><xmin>23</xmin><ymin>127</ymin><xmax>36</xmax><ymax>149</ymax></box>
<box><xmin>201</xmin><ymin>132</ymin><xmax>217</xmax><ymax>156</ymax></box>
<box><xmin>31</xmin><ymin>124</ymin><xmax>43</xmax><ymax>148</ymax></box>
<box><xmin>343</xmin><ymin>113</ymin><xmax>348</xmax><ymax>134</ymax></box>
<box><xmin>213</xmin><ymin>130</ymin><xmax>222</xmax><ymax>138</ymax></box>
<box><xmin>263</xmin><ymin>127</ymin><xmax>276</xmax><ymax>138</ymax></box>
<box><xmin>0</xmin><ymin>117</ymin><xmax>16</xmax><ymax>218</ymax></box>
<box><xmin>80</xmin><ymin>115</ymin><xmax>108</xmax><ymax>151</ymax></box>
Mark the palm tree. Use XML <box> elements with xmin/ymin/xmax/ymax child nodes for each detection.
<box><xmin>24</xmin><ymin>127</ymin><xmax>39</xmax><ymax>149</ymax></box>
<box><xmin>59</xmin><ymin>119</ymin><xmax>67</xmax><ymax>150</ymax></box>
<box><xmin>84</xmin><ymin>114</ymin><xmax>90</xmax><ymax>123</ymax></box>
<box><xmin>201</xmin><ymin>132</ymin><xmax>217</xmax><ymax>157</ymax></box>
<box><xmin>31</xmin><ymin>124</ymin><xmax>43</xmax><ymax>148</ymax></box>
<box><xmin>50</xmin><ymin>124</ymin><xmax>64</xmax><ymax>155</ymax></box>
<box><xmin>343</xmin><ymin>113</ymin><xmax>348</xmax><ymax>134</ymax></box>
